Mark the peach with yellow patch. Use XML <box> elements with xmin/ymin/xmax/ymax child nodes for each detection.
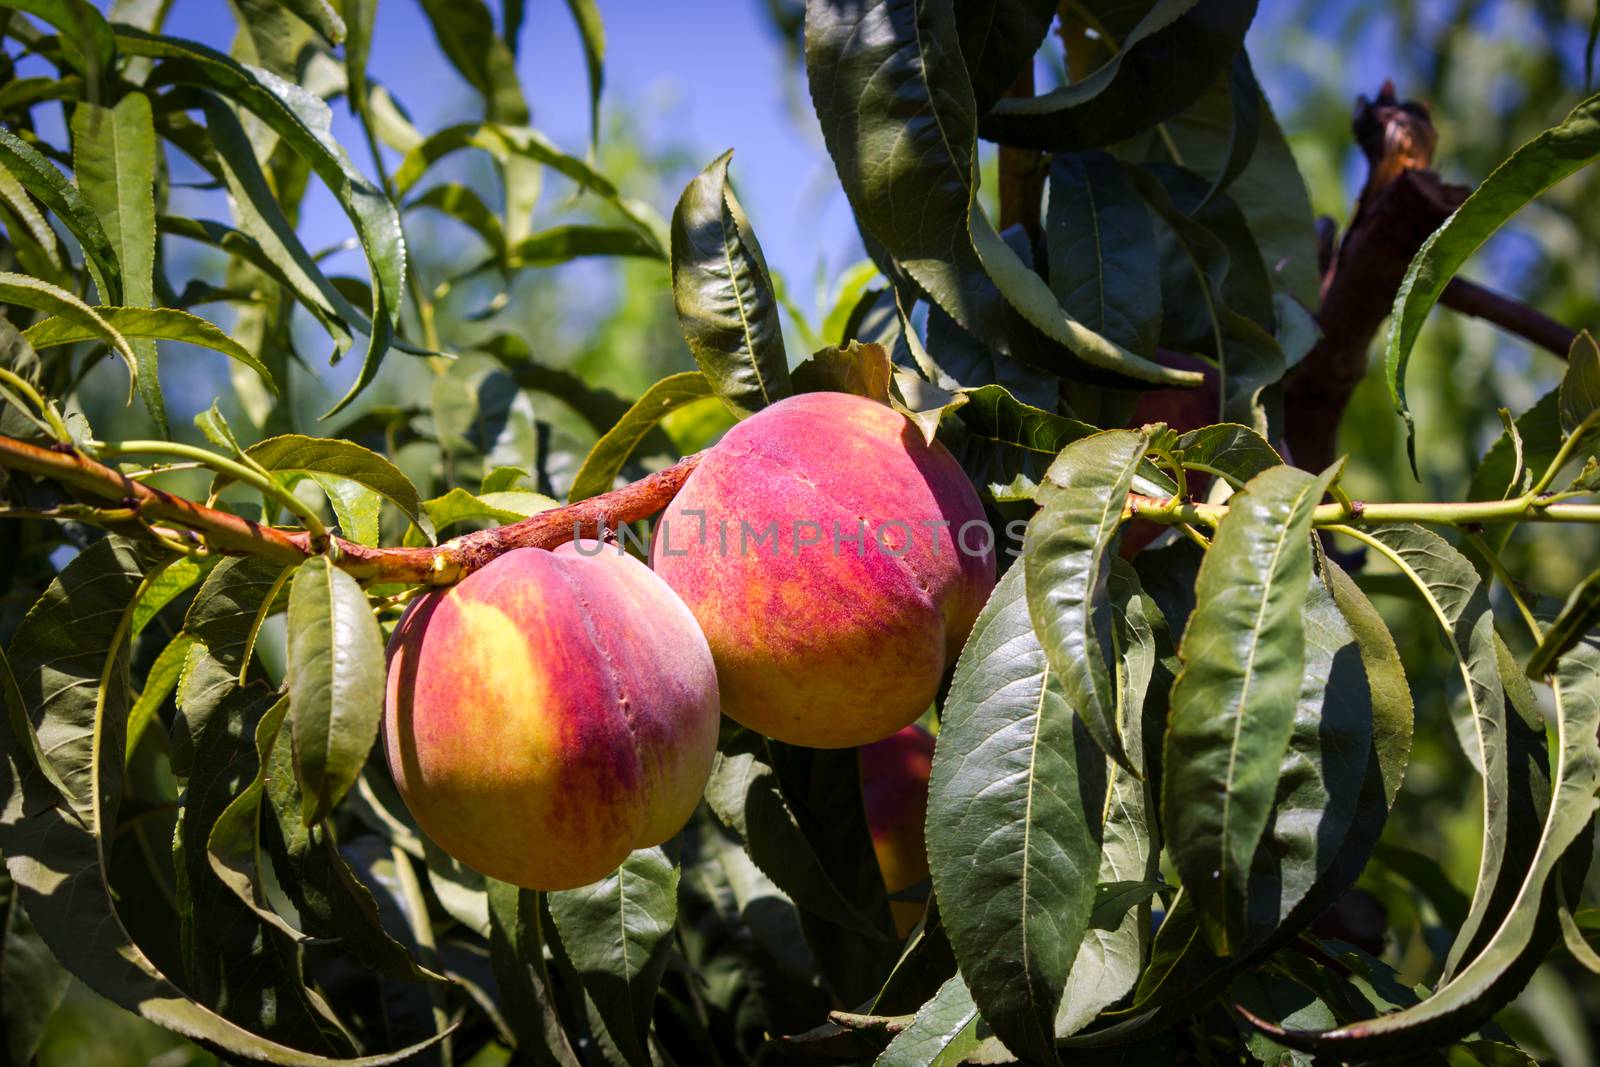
<box><xmin>384</xmin><ymin>542</ymin><xmax>720</xmax><ymax>890</ymax></box>
<box><xmin>651</xmin><ymin>392</ymin><xmax>995</xmax><ymax>748</ymax></box>
<box><xmin>861</xmin><ymin>724</ymin><xmax>937</xmax><ymax>937</ymax></box>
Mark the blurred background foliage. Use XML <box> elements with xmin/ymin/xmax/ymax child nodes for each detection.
<box><xmin>9</xmin><ymin>0</ymin><xmax>1600</xmax><ymax>1062</ymax></box>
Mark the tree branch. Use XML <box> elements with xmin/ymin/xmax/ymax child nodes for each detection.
<box><xmin>0</xmin><ymin>434</ymin><xmax>700</xmax><ymax>584</ymax></box>
<box><xmin>997</xmin><ymin>63</ymin><xmax>1046</xmax><ymax>241</ymax></box>
<box><xmin>1440</xmin><ymin>277</ymin><xmax>1577</xmax><ymax>358</ymax></box>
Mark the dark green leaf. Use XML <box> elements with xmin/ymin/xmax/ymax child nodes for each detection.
<box><xmin>286</xmin><ymin>557</ymin><xmax>386</xmax><ymax>825</ymax></box>
<box><xmin>486</xmin><ymin>880</ymin><xmax>582</xmax><ymax>1066</ymax></box>
<box><xmin>1047</xmin><ymin>151</ymin><xmax>1162</xmax><ymax>358</ymax></box>
<box><xmin>504</xmin><ymin>224</ymin><xmax>663</xmax><ymax>268</ymax></box>
<box><xmin>928</xmin><ymin>564</ymin><xmax>1107</xmax><ymax>1061</ymax></box>
<box><xmin>671</xmin><ymin>151</ymin><xmax>791</xmax><ymax>416</ymax></box>
<box><xmin>874</xmin><ymin>975</ymin><xmax>986</xmax><ymax>1067</ymax></box>
<box><xmin>1175</xmin><ymin>422</ymin><xmax>1282</xmax><ymax>488</ymax></box>
<box><xmin>804</xmin><ymin>0</ymin><xmax>1203</xmax><ymax>389</ymax></box>
<box><xmin>946</xmin><ymin>383</ymin><xmax>1098</xmax><ymax>501</ymax></box>
<box><xmin>5</xmin><ymin>0</ymin><xmax>113</xmax><ymax>97</ymax></box>
<box><xmin>416</xmin><ymin>0</ymin><xmax>528</xmax><ymax>123</ymax></box>
<box><xmin>406</xmin><ymin>182</ymin><xmax>506</xmax><ymax>261</ymax></box>
<box><xmin>568</xmin><ymin>371</ymin><xmax>712</xmax><ymax>501</ymax></box>
<box><xmin>792</xmin><ymin>339</ymin><xmax>895</xmax><ymax>403</ymax></box>
<box><xmin>979</xmin><ymin>0</ymin><xmax>1255</xmax><ymax>152</ymax></box>
<box><xmin>1023</xmin><ymin>428</ymin><xmax>1152</xmax><ymax>769</ymax></box>
<box><xmin>1526</xmin><ymin>569</ymin><xmax>1600</xmax><ymax>679</ymax></box>
<box><xmin>0</xmin><ymin>853</ymin><xmax>70</xmax><ymax>1065</ymax></box>
<box><xmin>547</xmin><ymin>847</ymin><xmax>678</xmax><ymax>1067</ymax></box>
<box><xmin>124</xmin><ymin>26</ymin><xmax>408</xmax><ymax>415</ymax></box>
<box><xmin>1163</xmin><ymin>463</ymin><xmax>1334</xmax><ymax>956</ymax></box>
<box><xmin>561</xmin><ymin>0</ymin><xmax>605</xmax><ymax>151</ymax></box>
<box><xmin>1387</xmin><ymin>93</ymin><xmax>1600</xmax><ymax>464</ymax></box>
<box><xmin>0</xmin><ymin>128</ymin><xmax>119</xmax><ymax>302</ymax></box>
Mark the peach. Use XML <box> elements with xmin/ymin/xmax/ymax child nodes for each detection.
<box><xmin>650</xmin><ymin>391</ymin><xmax>995</xmax><ymax>748</ymax></box>
<box><xmin>861</xmin><ymin>724</ymin><xmax>936</xmax><ymax>937</ymax></box>
<box><xmin>383</xmin><ymin>542</ymin><xmax>720</xmax><ymax>890</ymax></box>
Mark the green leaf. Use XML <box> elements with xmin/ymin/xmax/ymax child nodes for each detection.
<box><xmin>793</xmin><ymin>340</ymin><xmax>895</xmax><ymax>403</ymax></box>
<box><xmin>704</xmin><ymin>728</ymin><xmax>892</xmax><ymax>945</ymax></box>
<box><xmin>1387</xmin><ymin>93</ymin><xmax>1600</xmax><ymax>464</ymax></box>
<box><xmin>0</xmin><ymin>128</ymin><xmax>119</xmax><ymax>302</ymax></box>
<box><xmin>1174</xmin><ymin>422</ymin><xmax>1283</xmax><ymax>488</ymax></box>
<box><xmin>277</xmin><ymin>0</ymin><xmax>346</xmax><ymax>43</ymax></box>
<box><xmin>568</xmin><ymin>371</ymin><xmax>712</xmax><ymax>501</ymax></box>
<box><xmin>670</xmin><ymin>151</ymin><xmax>791</xmax><ymax>417</ymax></box>
<box><xmin>1470</xmin><ymin>389</ymin><xmax>1563</xmax><ymax>508</ymax></box>
<box><xmin>504</xmin><ymin>224</ymin><xmax>663</xmax><ymax>268</ymax></box>
<box><xmin>123</xmin><ymin>26</ymin><xmax>408</xmax><ymax>416</ymax></box>
<box><xmin>980</xmin><ymin>1</ymin><xmax>1253</xmax><ymax>152</ymax></box>
<box><xmin>416</xmin><ymin>0</ymin><xmax>528</xmax><ymax>123</ymax></box>
<box><xmin>927</xmin><ymin>564</ymin><xmax>1108</xmax><ymax>1061</ymax></box>
<box><xmin>1526</xmin><ymin>569</ymin><xmax>1600</xmax><ymax>679</ymax></box>
<box><xmin>804</xmin><ymin>0</ymin><xmax>1202</xmax><ymax>389</ymax></box>
<box><xmin>945</xmin><ymin>383</ymin><xmax>1099</xmax><ymax>501</ymax></box>
<box><xmin>392</xmin><ymin>122</ymin><xmax>662</xmax><ymax>249</ymax></box>
<box><xmin>0</xmin><ymin>272</ymin><xmax>137</xmax><ymax>389</ymax></box>
<box><xmin>1047</xmin><ymin>151</ymin><xmax>1163</xmax><ymax>358</ymax></box>
<box><xmin>1250</xmin><ymin>611</ymin><xmax>1600</xmax><ymax>1058</ymax></box>
<box><xmin>286</xmin><ymin>557</ymin><xmax>386</xmax><ymax>825</ymax></box>
<box><xmin>0</xmin><ymin>542</ymin><xmax>441</xmax><ymax>1063</ymax></box>
<box><xmin>1560</xmin><ymin>329</ymin><xmax>1600</xmax><ymax>436</ymax></box>
<box><xmin>1162</xmin><ymin>463</ymin><xmax>1335</xmax><ymax>956</ymax></box>
<box><xmin>4</xmin><ymin>0</ymin><xmax>114</xmax><ymax>96</ymax></box>
<box><xmin>874</xmin><ymin>975</ymin><xmax>986</xmax><ymax>1067</ymax></box>
<box><xmin>561</xmin><ymin>0</ymin><xmax>605</xmax><ymax>151</ymax></box>
<box><xmin>406</xmin><ymin>487</ymin><xmax>557</xmax><ymax>543</ymax></box>
<box><xmin>131</xmin><ymin>555</ymin><xmax>207</xmax><ymax>634</ymax></box>
<box><xmin>127</xmin><ymin>632</ymin><xmax>194</xmax><ymax>757</ymax></box>
<box><xmin>1023</xmin><ymin>428</ymin><xmax>1152</xmax><ymax>770</ymax></box>
<box><xmin>547</xmin><ymin>848</ymin><xmax>679</xmax><ymax>1067</ymax></box>
<box><xmin>406</xmin><ymin>182</ymin><xmax>507</xmax><ymax>261</ymax></box>
<box><xmin>1341</xmin><ymin>526</ymin><xmax>1512</xmax><ymax>979</ymax></box>
<box><xmin>955</xmin><ymin>0</ymin><xmax>1055</xmax><ymax>116</ymax></box>
<box><xmin>25</xmin><ymin>305</ymin><xmax>278</xmax><ymax>393</ymax></box>
<box><xmin>486</xmin><ymin>881</ymin><xmax>582</xmax><ymax>1066</ymax></box>
<box><xmin>1</xmin><ymin>852</ymin><xmax>70</xmax><ymax>1066</ymax></box>
<box><xmin>71</xmin><ymin>92</ymin><xmax>161</xmax><ymax>430</ymax></box>
<box><xmin>219</xmin><ymin>434</ymin><xmax>424</xmax><ymax>531</ymax></box>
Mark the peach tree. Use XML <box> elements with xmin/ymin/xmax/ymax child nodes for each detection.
<box><xmin>0</xmin><ymin>1</ymin><xmax>1598</xmax><ymax>1064</ymax></box>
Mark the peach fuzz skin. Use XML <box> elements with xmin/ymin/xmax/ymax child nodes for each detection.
<box><xmin>650</xmin><ymin>392</ymin><xmax>996</xmax><ymax>748</ymax></box>
<box><xmin>861</xmin><ymin>724</ymin><xmax>936</xmax><ymax>937</ymax></box>
<box><xmin>383</xmin><ymin>542</ymin><xmax>720</xmax><ymax>890</ymax></box>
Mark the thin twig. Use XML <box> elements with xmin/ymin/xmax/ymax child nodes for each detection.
<box><xmin>1441</xmin><ymin>277</ymin><xmax>1578</xmax><ymax>358</ymax></box>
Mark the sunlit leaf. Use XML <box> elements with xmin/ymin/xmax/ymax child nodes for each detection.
<box><xmin>569</xmin><ymin>371</ymin><xmax>712</xmax><ymax>501</ymax></box>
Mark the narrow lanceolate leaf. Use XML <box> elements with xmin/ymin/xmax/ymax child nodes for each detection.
<box><xmin>1387</xmin><ymin>93</ymin><xmax>1600</xmax><ymax>462</ymax></box>
<box><xmin>569</xmin><ymin>372</ymin><xmax>713</xmax><ymax>501</ymax></box>
<box><xmin>547</xmin><ymin>848</ymin><xmax>679</xmax><ymax>1067</ymax></box>
<box><xmin>874</xmin><ymin>975</ymin><xmax>985</xmax><ymax>1067</ymax></box>
<box><xmin>979</xmin><ymin>0</ymin><xmax>1255</xmax><ymax>152</ymax></box>
<box><xmin>25</xmin><ymin>306</ymin><xmax>277</xmax><ymax>392</ymax></box>
<box><xmin>1526</xmin><ymin>569</ymin><xmax>1600</xmax><ymax>679</ymax></box>
<box><xmin>71</xmin><ymin>92</ymin><xmax>162</xmax><ymax>430</ymax></box>
<box><xmin>1339</xmin><ymin>525</ymin><xmax>1510</xmax><ymax>978</ymax></box>
<box><xmin>286</xmin><ymin>557</ymin><xmax>387</xmax><ymax>825</ymax></box>
<box><xmin>1251</xmin><ymin>626</ymin><xmax>1600</xmax><ymax>1058</ymax></box>
<box><xmin>561</xmin><ymin>0</ymin><xmax>605</xmax><ymax>152</ymax></box>
<box><xmin>1</xmin><ymin>544</ymin><xmax>442</xmax><ymax>1063</ymax></box>
<box><xmin>0</xmin><ymin>123</ymin><xmax>121</xmax><ymax>302</ymax></box>
<box><xmin>216</xmin><ymin>434</ymin><xmax>425</xmax><ymax>531</ymax></box>
<box><xmin>0</xmin><ymin>272</ymin><xmax>137</xmax><ymax>389</ymax></box>
<box><xmin>1023</xmin><ymin>428</ymin><xmax>1152</xmax><ymax>770</ymax></box>
<box><xmin>486</xmin><ymin>881</ymin><xmax>582</xmax><ymax>1067</ymax></box>
<box><xmin>1047</xmin><ymin>152</ymin><xmax>1163</xmax><ymax>359</ymax></box>
<box><xmin>120</xmin><ymin>27</ymin><xmax>407</xmax><ymax>415</ymax></box>
<box><xmin>670</xmin><ymin>151</ymin><xmax>790</xmax><ymax>417</ymax></box>
<box><xmin>1</xmin><ymin>864</ymin><xmax>71</xmax><ymax>1067</ymax></box>
<box><xmin>1162</xmin><ymin>463</ymin><xmax>1334</xmax><ymax>957</ymax></box>
<box><xmin>416</xmin><ymin>0</ymin><xmax>529</xmax><ymax>123</ymax></box>
<box><xmin>927</xmin><ymin>565</ymin><xmax>1106</xmax><ymax>1063</ymax></box>
<box><xmin>1058</xmin><ymin>560</ymin><xmax>1161</xmax><ymax>1038</ymax></box>
<box><xmin>804</xmin><ymin>0</ymin><xmax>1201</xmax><ymax>389</ymax></box>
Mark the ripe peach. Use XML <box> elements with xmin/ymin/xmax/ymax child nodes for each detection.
<box><xmin>861</xmin><ymin>724</ymin><xmax>936</xmax><ymax>937</ymax></box>
<box><xmin>650</xmin><ymin>392</ymin><xmax>995</xmax><ymax>748</ymax></box>
<box><xmin>383</xmin><ymin>542</ymin><xmax>720</xmax><ymax>890</ymax></box>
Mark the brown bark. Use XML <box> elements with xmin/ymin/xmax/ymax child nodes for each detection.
<box><xmin>997</xmin><ymin>64</ymin><xmax>1046</xmax><ymax>241</ymax></box>
<box><xmin>0</xmin><ymin>434</ymin><xmax>700</xmax><ymax>585</ymax></box>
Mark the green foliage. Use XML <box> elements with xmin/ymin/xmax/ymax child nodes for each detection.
<box><xmin>0</xmin><ymin>1</ymin><xmax>1596</xmax><ymax>1064</ymax></box>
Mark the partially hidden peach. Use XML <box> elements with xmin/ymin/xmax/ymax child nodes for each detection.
<box><xmin>861</xmin><ymin>724</ymin><xmax>936</xmax><ymax>937</ymax></box>
<box><xmin>650</xmin><ymin>392</ymin><xmax>996</xmax><ymax>748</ymax></box>
<box><xmin>383</xmin><ymin>542</ymin><xmax>720</xmax><ymax>890</ymax></box>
